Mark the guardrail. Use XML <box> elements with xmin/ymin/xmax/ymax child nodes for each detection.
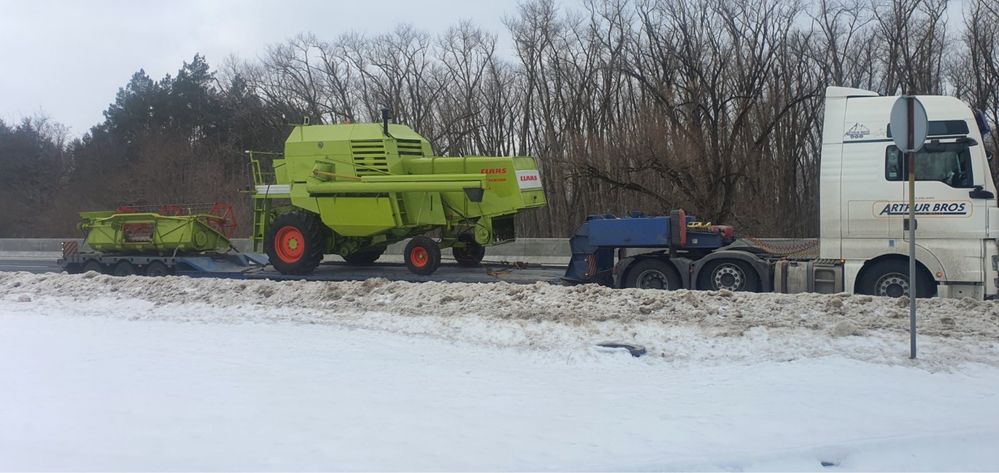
<box><xmin>0</xmin><ymin>238</ymin><xmax>572</xmax><ymax>258</ymax></box>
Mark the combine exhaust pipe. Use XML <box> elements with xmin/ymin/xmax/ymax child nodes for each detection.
<box><xmin>381</xmin><ymin>108</ymin><xmax>392</xmax><ymax>136</ymax></box>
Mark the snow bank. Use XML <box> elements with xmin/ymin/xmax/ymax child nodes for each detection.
<box><xmin>1</xmin><ymin>271</ymin><xmax>997</xmax><ymax>368</ymax></box>
<box><xmin>2</xmin><ymin>311</ymin><xmax>999</xmax><ymax>471</ymax></box>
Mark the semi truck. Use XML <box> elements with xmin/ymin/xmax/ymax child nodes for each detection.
<box><xmin>565</xmin><ymin>87</ymin><xmax>998</xmax><ymax>300</ymax></box>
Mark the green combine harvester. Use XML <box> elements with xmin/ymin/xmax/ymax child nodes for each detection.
<box><xmin>249</xmin><ymin>114</ymin><xmax>546</xmax><ymax>275</ymax></box>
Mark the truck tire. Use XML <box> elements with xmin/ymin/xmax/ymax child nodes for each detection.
<box><xmin>265</xmin><ymin>211</ymin><xmax>327</xmax><ymax>275</ymax></box>
<box><xmin>145</xmin><ymin>260</ymin><xmax>171</xmax><ymax>277</ymax></box>
<box><xmin>697</xmin><ymin>259</ymin><xmax>760</xmax><ymax>292</ymax></box>
<box><xmin>857</xmin><ymin>260</ymin><xmax>934</xmax><ymax>298</ymax></box>
<box><xmin>452</xmin><ymin>241</ymin><xmax>486</xmax><ymax>267</ymax></box>
<box><xmin>623</xmin><ymin>259</ymin><xmax>682</xmax><ymax>290</ymax></box>
<box><xmin>405</xmin><ymin>236</ymin><xmax>442</xmax><ymax>275</ymax></box>
<box><xmin>82</xmin><ymin>259</ymin><xmax>104</xmax><ymax>274</ymax></box>
<box><xmin>343</xmin><ymin>248</ymin><xmax>385</xmax><ymax>265</ymax></box>
<box><xmin>113</xmin><ymin>261</ymin><xmax>137</xmax><ymax>277</ymax></box>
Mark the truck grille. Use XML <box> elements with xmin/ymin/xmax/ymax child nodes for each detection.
<box><xmin>350</xmin><ymin>140</ymin><xmax>389</xmax><ymax>176</ymax></box>
<box><xmin>397</xmin><ymin>139</ymin><xmax>425</xmax><ymax>157</ymax></box>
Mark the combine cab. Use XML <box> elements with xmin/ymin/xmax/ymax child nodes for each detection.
<box><xmin>249</xmin><ymin>115</ymin><xmax>546</xmax><ymax>275</ymax></box>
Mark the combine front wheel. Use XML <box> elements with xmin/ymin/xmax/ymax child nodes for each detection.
<box><xmin>265</xmin><ymin>211</ymin><xmax>327</xmax><ymax>275</ymax></box>
<box><xmin>405</xmin><ymin>236</ymin><xmax>441</xmax><ymax>275</ymax></box>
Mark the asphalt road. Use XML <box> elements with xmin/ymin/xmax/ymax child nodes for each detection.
<box><xmin>0</xmin><ymin>257</ymin><xmax>567</xmax><ymax>285</ymax></box>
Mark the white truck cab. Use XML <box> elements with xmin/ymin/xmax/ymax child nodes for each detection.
<box><xmin>820</xmin><ymin>87</ymin><xmax>998</xmax><ymax>299</ymax></box>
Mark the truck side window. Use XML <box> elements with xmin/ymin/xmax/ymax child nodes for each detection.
<box><xmin>884</xmin><ymin>145</ymin><xmax>974</xmax><ymax>188</ymax></box>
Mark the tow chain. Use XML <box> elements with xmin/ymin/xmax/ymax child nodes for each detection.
<box><xmin>742</xmin><ymin>237</ymin><xmax>819</xmax><ymax>258</ymax></box>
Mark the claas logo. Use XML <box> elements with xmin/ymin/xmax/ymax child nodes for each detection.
<box><xmin>520</xmin><ymin>174</ymin><xmax>538</xmax><ymax>182</ymax></box>
<box><xmin>480</xmin><ymin>168</ymin><xmax>507</xmax><ymax>174</ymax></box>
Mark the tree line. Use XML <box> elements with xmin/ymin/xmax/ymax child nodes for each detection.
<box><xmin>2</xmin><ymin>0</ymin><xmax>997</xmax><ymax>238</ymax></box>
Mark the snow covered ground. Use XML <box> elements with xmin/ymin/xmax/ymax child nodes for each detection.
<box><xmin>2</xmin><ymin>272</ymin><xmax>998</xmax><ymax>471</ymax></box>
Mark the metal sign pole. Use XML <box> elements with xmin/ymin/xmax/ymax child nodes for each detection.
<box><xmin>906</xmin><ymin>96</ymin><xmax>917</xmax><ymax>359</ymax></box>
<box><xmin>891</xmin><ymin>94</ymin><xmax>926</xmax><ymax>360</ymax></box>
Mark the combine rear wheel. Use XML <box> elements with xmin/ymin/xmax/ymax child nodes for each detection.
<box><xmin>452</xmin><ymin>241</ymin><xmax>485</xmax><ymax>267</ymax></box>
<box><xmin>405</xmin><ymin>236</ymin><xmax>441</xmax><ymax>275</ymax></box>
<box><xmin>265</xmin><ymin>211</ymin><xmax>328</xmax><ymax>275</ymax></box>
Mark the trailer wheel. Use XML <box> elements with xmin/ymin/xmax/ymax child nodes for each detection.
<box><xmin>343</xmin><ymin>248</ymin><xmax>385</xmax><ymax>265</ymax></box>
<box><xmin>452</xmin><ymin>241</ymin><xmax>485</xmax><ymax>267</ymax></box>
<box><xmin>857</xmin><ymin>260</ymin><xmax>934</xmax><ymax>298</ymax></box>
<box><xmin>698</xmin><ymin>259</ymin><xmax>759</xmax><ymax>292</ymax></box>
<box><xmin>623</xmin><ymin>259</ymin><xmax>682</xmax><ymax>290</ymax></box>
<box><xmin>113</xmin><ymin>261</ymin><xmax>137</xmax><ymax>277</ymax></box>
<box><xmin>82</xmin><ymin>260</ymin><xmax>104</xmax><ymax>274</ymax></box>
<box><xmin>265</xmin><ymin>211</ymin><xmax>327</xmax><ymax>275</ymax></box>
<box><xmin>145</xmin><ymin>261</ymin><xmax>171</xmax><ymax>277</ymax></box>
<box><xmin>405</xmin><ymin>236</ymin><xmax>441</xmax><ymax>275</ymax></box>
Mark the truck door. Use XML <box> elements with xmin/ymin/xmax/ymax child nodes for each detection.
<box><xmin>888</xmin><ymin>135</ymin><xmax>991</xmax><ymax>286</ymax></box>
<box><xmin>890</xmin><ymin>139</ymin><xmax>987</xmax><ymax>241</ymax></box>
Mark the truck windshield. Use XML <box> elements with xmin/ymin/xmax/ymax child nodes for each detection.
<box><xmin>885</xmin><ymin>145</ymin><xmax>974</xmax><ymax>188</ymax></box>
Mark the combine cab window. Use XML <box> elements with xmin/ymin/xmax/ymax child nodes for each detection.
<box><xmin>885</xmin><ymin>145</ymin><xmax>974</xmax><ymax>188</ymax></box>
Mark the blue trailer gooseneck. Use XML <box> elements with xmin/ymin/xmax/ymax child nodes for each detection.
<box><xmin>564</xmin><ymin>210</ymin><xmax>736</xmax><ymax>286</ymax></box>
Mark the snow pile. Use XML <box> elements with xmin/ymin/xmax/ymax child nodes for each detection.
<box><xmin>1</xmin><ymin>271</ymin><xmax>997</xmax><ymax>368</ymax></box>
<box><xmin>3</xmin><ymin>272</ymin><xmax>999</xmax><ymax>470</ymax></box>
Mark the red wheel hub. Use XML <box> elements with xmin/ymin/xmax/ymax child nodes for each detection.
<box><xmin>274</xmin><ymin>226</ymin><xmax>305</xmax><ymax>263</ymax></box>
<box><xmin>410</xmin><ymin>246</ymin><xmax>429</xmax><ymax>268</ymax></box>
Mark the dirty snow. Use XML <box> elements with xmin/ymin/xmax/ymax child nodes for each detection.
<box><xmin>2</xmin><ymin>271</ymin><xmax>997</xmax><ymax>369</ymax></box>
<box><xmin>2</xmin><ymin>272</ymin><xmax>999</xmax><ymax>470</ymax></box>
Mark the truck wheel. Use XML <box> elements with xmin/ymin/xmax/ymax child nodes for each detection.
<box><xmin>343</xmin><ymin>248</ymin><xmax>385</xmax><ymax>265</ymax></box>
<box><xmin>698</xmin><ymin>259</ymin><xmax>760</xmax><ymax>292</ymax></box>
<box><xmin>452</xmin><ymin>242</ymin><xmax>485</xmax><ymax>267</ymax></box>
<box><xmin>265</xmin><ymin>211</ymin><xmax>327</xmax><ymax>275</ymax></box>
<box><xmin>405</xmin><ymin>236</ymin><xmax>441</xmax><ymax>275</ymax></box>
<box><xmin>623</xmin><ymin>259</ymin><xmax>682</xmax><ymax>290</ymax></box>
<box><xmin>82</xmin><ymin>260</ymin><xmax>104</xmax><ymax>274</ymax></box>
<box><xmin>145</xmin><ymin>261</ymin><xmax>171</xmax><ymax>277</ymax></box>
<box><xmin>858</xmin><ymin>260</ymin><xmax>933</xmax><ymax>298</ymax></box>
<box><xmin>113</xmin><ymin>261</ymin><xmax>136</xmax><ymax>277</ymax></box>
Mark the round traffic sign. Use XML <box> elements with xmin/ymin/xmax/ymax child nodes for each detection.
<box><xmin>889</xmin><ymin>96</ymin><xmax>928</xmax><ymax>152</ymax></box>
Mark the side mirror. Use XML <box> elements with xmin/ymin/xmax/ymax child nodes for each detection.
<box><xmin>969</xmin><ymin>185</ymin><xmax>995</xmax><ymax>200</ymax></box>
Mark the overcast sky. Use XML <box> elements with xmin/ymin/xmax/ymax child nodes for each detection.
<box><xmin>0</xmin><ymin>0</ymin><xmax>564</xmax><ymax>136</ymax></box>
<box><xmin>1</xmin><ymin>0</ymin><xmax>969</xmax><ymax>137</ymax></box>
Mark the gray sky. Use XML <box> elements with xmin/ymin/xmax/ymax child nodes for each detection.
<box><xmin>0</xmin><ymin>0</ymin><xmax>969</xmax><ymax>137</ymax></box>
<box><xmin>0</xmin><ymin>0</ymin><xmax>543</xmax><ymax>136</ymax></box>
